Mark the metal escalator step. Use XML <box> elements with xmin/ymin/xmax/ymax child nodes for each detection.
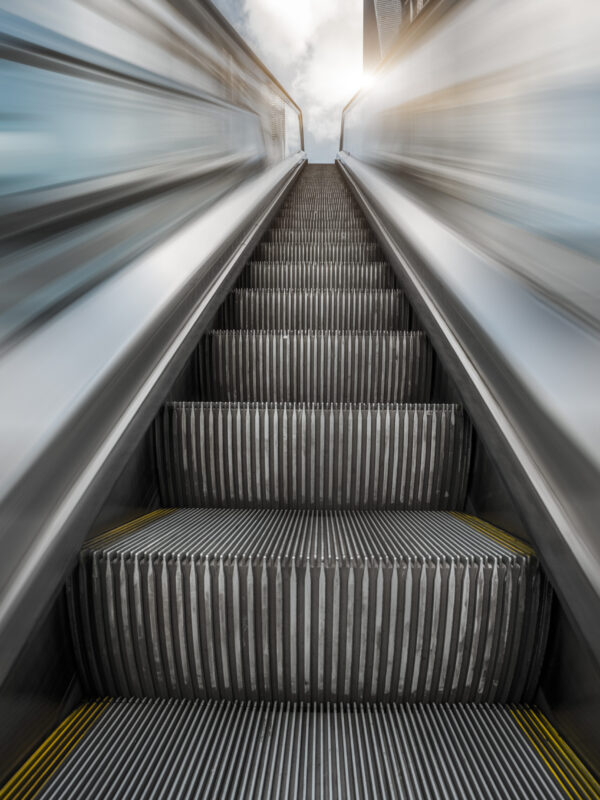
<box><xmin>271</xmin><ymin>217</ymin><xmax>369</xmax><ymax>229</ymax></box>
<box><xmin>215</xmin><ymin>290</ymin><xmax>410</xmax><ymax>331</ymax></box>
<box><xmin>277</xmin><ymin>211</ymin><xmax>361</xmax><ymax>221</ymax></box>
<box><xmin>238</xmin><ymin>262</ymin><xmax>396</xmax><ymax>289</ymax></box>
<box><xmin>275</xmin><ymin>212</ymin><xmax>364</xmax><ymax>222</ymax></box>
<box><xmin>69</xmin><ymin>508</ymin><xmax>550</xmax><ymax>703</ymax></box>
<box><xmin>254</xmin><ymin>242</ymin><xmax>382</xmax><ymax>262</ymax></box>
<box><xmin>16</xmin><ymin>700</ymin><xmax>598</xmax><ymax>799</ymax></box>
<box><xmin>264</xmin><ymin>229</ymin><xmax>375</xmax><ymax>243</ymax></box>
<box><xmin>198</xmin><ymin>331</ymin><xmax>432</xmax><ymax>403</ymax></box>
<box><xmin>156</xmin><ymin>402</ymin><xmax>470</xmax><ymax>509</ymax></box>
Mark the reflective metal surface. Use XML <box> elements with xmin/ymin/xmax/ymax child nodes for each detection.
<box><xmin>0</xmin><ymin>0</ymin><xmax>304</xmax><ymax>345</ymax></box>
<box><xmin>341</xmin><ymin>0</ymin><xmax>600</xmax><ymax>324</ymax></box>
<box><xmin>0</xmin><ymin>0</ymin><xmax>302</xmax><ymax>203</ymax></box>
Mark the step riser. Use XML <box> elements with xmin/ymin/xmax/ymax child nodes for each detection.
<box><xmin>69</xmin><ymin>548</ymin><xmax>549</xmax><ymax>703</ymax></box>
<box><xmin>254</xmin><ymin>243</ymin><xmax>383</xmax><ymax>262</ymax></box>
<box><xmin>271</xmin><ymin>219</ymin><xmax>369</xmax><ymax>229</ymax></box>
<box><xmin>238</xmin><ymin>263</ymin><xmax>396</xmax><ymax>289</ymax></box>
<box><xmin>156</xmin><ymin>404</ymin><xmax>471</xmax><ymax>509</ymax></box>
<box><xmin>275</xmin><ymin>215</ymin><xmax>365</xmax><ymax>223</ymax></box>
<box><xmin>215</xmin><ymin>291</ymin><xmax>411</xmax><ymax>331</ymax></box>
<box><xmin>198</xmin><ymin>332</ymin><xmax>432</xmax><ymax>403</ymax></box>
<box><xmin>264</xmin><ymin>230</ymin><xmax>375</xmax><ymax>243</ymax></box>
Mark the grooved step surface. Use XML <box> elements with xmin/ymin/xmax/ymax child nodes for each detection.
<box><xmin>198</xmin><ymin>331</ymin><xmax>432</xmax><ymax>403</ymax></box>
<box><xmin>264</xmin><ymin>229</ymin><xmax>375</xmax><ymax>243</ymax></box>
<box><xmin>271</xmin><ymin>217</ymin><xmax>369</xmax><ymax>228</ymax></box>
<box><xmin>69</xmin><ymin>509</ymin><xmax>550</xmax><ymax>703</ymax></box>
<box><xmin>238</xmin><ymin>263</ymin><xmax>396</xmax><ymax>289</ymax></box>
<box><xmin>156</xmin><ymin>402</ymin><xmax>471</xmax><ymax>509</ymax></box>
<box><xmin>12</xmin><ymin>699</ymin><xmax>599</xmax><ymax>800</ymax></box>
<box><xmin>275</xmin><ymin>214</ymin><xmax>366</xmax><ymax>223</ymax></box>
<box><xmin>254</xmin><ymin>243</ymin><xmax>383</xmax><ymax>262</ymax></box>
<box><xmin>215</xmin><ymin>289</ymin><xmax>410</xmax><ymax>331</ymax></box>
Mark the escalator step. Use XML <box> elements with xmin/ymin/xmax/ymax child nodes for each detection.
<box><xmin>198</xmin><ymin>331</ymin><xmax>432</xmax><ymax>403</ymax></box>
<box><xmin>271</xmin><ymin>217</ymin><xmax>369</xmax><ymax>229</ymax></box>
<box><xmin>13</xmin><ymin>699</ymin><xmax>597</xmax><ymax>800</ymax></box>
<box><xmin>263</xmin><ymin>229</ymin><xmax>375</xmax><ymax>243</ymax></box>
<box><xmin>69</xmin><ymin>508</ymin><xmax>550</xmax><ymax>703</ymax></box>
<box><xmin>215</xmin><ymin>289</ymin><xmax>410</xmax><ymax>331</ymax></box>
<box><xmin>238</xmin><ymin>262</ymin><xmax>396</xmax><ymax>289</ymax></box>
<box><xmin>274</xmin><ymin>213</ymin><xmax>365</xmax><ymax>223</ymax></box>
<box><xmin>156</xmin><ymin>402</ymin><xmax>470</xmax><ymax>509</ymax></box>
<box><xmin>254</xmin><ymin>242</ymin><xmax>383</xmax><ymax>262</ymax></box>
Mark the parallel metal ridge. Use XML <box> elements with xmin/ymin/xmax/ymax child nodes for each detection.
<box><xmin>263</xmin><ymin>230</ymin><xmax>375</xmax><ymax>243</ymax></box>
<box><xmin>254</xmin><ymin>243</ymin><xmax>383</xmax><ymax>262</ymax></box>
<box><xmin>68</xmin><ymin>508</ymin><xmax>551</xmax><ymax>703</ymax></box>
<box><xmin>275</xmin><ymin>212</ymin><xmax>366</xmax><ymax>223</ymax></box>
<box><xmin>216</xmin><ymin>289</ymin><xmax>411</xmax><ymax>330</ymax></box>
<box><xmin>238</xmin><ymin>263</ymin><xmax>396</xmax><ymax>289</ymax></box>
<box><xmin>271</xmin><ymin>217</ymin><xmax>369</xmax><ymax>228</ymax></box>
<box><xmin>198</xmin><ymin>331</ymin><xmax>432</xmax><ymax>402</ymax></box>
<box><xmin>19</xmin><ymin>700</ymin><xmax>599</xmax><ymax>799</ymax></box>
<box><xmin>155</xmin><ymin>402</ymin><xmax>471</xmax><ymax>509</ymax></box>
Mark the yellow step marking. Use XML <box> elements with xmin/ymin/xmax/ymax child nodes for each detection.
<box><xmin>450</xmin><ymin>512</ymin><xmax>535</xmax><ymax>556</ymax></box>
<box><xmin>84</xmin><ymin>508</ymin><xmax>175</xmax><ymax>549</ymax></box>
<box><xmin>511</xmin><ymin>707</ymin><xmax>600</xmax><ymax>799</ymax></box>
<box><xmin>0</xmin><ymin>700</ymin><xmax>109</xmax><ymax>799</ymax></box>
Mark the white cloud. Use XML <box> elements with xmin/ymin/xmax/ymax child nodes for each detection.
<box><xmin>240</xmin><ymin>0</ymin><xmax>363</xmax><ymax>160</ymax></box>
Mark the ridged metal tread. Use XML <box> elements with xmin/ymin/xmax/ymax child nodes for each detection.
<box><xmin>254</xmin><ymin>243</ymin><xmax>383</xmax><ymax>262</ymax></box>
<box><xmin>264</xmin><ymin>230</ymin><xmax>375</xmax><ymax>243</ymax></box>
<box><xmin>238</xmin><ymin>263</ymin><xmax>396</xmax><ymax>289</ymax></box>
<box><xmin>275</xmin><ymin>214</ymin><xmax>362</xmax><ymax>221</ymax></box>
<box><xmin>155</xmin><ymin>402</ymin><xmax>471</xmax><ymax>509</ymax></box>
<box><xmin>197</xmin><ymin>331</ymin><xmax>432</xmax><ymax>403</ymax></box>
<box><xmin>271</xmin><ymin>218</ymin><xmax>370</xmax><ymax>229</ymax></box>
<box><xmin>68</xmin><ymin>508</ymin><xmax>550</xmax><ymax>703</ymax></box>
<box><xmin>275</xmin><ymin>213</ymin><xmax>366</xmax><ymax>223</ymax></box>
<box><xmin>12</xmin><ymin>700</ymin><xmax>600</xmax><ymax>799</ymax></box>
<box><xmin>215</xmin><ymin>290</ymin><xmax>411</xmax><ymax>331</ymax></box>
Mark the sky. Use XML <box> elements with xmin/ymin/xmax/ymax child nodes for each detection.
<box><xmin>213</xmin><ymin>0</ymin><xmax>364</xmax><ymax>162</ymax></box>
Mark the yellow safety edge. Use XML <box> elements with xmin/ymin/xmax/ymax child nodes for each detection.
<box><xmin>0</xmin><ymin>700</ymin><xmax>110</xmax><ymax>800</ymax></box>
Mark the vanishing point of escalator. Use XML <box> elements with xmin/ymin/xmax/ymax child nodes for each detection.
<box><xmin>3</xmin><ymin>165</ymin><xmax>599</xmax><ymax>798</ymax></box>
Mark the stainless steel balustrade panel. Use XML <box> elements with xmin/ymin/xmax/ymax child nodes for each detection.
<box><xmin>198</xmin><ymin>331</ymin><xmax>432</xmax><ymax>403</ymax></box>
<box><xmin>155</xmin><ymin>402</ymin><xmax>470</xmax><ymax>509</ymax></box>
<box><xmin>0</xmin><ymin>0</ymin><xmax>303</xmax><ymax>210</ymax></box>
<box><xmin>68</xmin><ymin>508</ymin><xmax>550</xmax><ymax>704</ymax></box>
<box><xmin>340</xmin><ymin>0</ymin><xmax>600</xmax><ymax>319</ymax></box>
<box><xmin>31</xmin><ymin>699</ymin><xmax>592</xmax><ymax>799</ymax></box>
<box><xmin>216</xmin><ymin>289</ymin><xmax>410</xmax><ymax>330</ymax></box>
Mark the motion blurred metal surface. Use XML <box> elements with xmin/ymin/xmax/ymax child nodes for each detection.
<box><xmin>342</xmin><ymin>0</ymin><xmax>600</xmax><ymax>323</ymax></box>
<box><xmin>0</xmin><ymin>0</ymin><xmax>302</xmax><ymax>212</ymax></box>
<box><xmin>0</xmin><ymin>0</ymin><xmax>304</xmax><ymax>346</ymax></box>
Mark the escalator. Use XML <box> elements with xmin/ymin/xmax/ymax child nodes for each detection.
<box><xmin>2</xmin><ymin>165</ymin><xmax>598</xmax><ymax>798</ymax></box>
